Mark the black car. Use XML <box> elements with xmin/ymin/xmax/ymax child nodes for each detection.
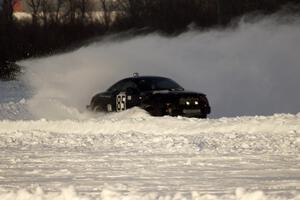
<box><xmin>87</xmin><ymin>74</ymin><xmax>211</xmax><ymax>118</ymax></box>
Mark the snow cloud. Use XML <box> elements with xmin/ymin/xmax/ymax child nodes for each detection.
<box><xmin>19</xmin><ymin>15</ymin><xmax>300</xmax><ymax>119</ymax></box>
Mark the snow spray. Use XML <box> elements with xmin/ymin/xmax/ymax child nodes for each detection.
<box><xmin>19</xmin><ymin>15</ymin><xmax>300</xmax><ymax>119</ymax></box>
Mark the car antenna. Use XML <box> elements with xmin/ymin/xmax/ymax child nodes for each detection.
<box><xmin>133</xmin><ymin>72</ymin><xmax>139</xmax><ymax>77</ymax></box>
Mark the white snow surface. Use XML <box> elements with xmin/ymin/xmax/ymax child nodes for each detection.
<box><xmin>1</xmin><ymin>16</ymin><xmax>300</xmax><ymax>199</ymax></box>
<box><xmin>0</xmin><ymin>80</ymin><xmax>300</xmax><ymax>200</ymax></box>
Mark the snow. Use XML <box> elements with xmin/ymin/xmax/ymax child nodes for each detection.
<box><xmin>1</xmin><ymin>15</ymin><xmax>300</xmax><ymax>199</ymax></box>
<box><xmin>17</xmin><ymin>16</ymin><xmax>300</xmax><ymax>118</ymax></box>
<box><xmin>1</xmin><ymin>187</ymin><xmax>300</xmax><ymax>200</ymax></box>
<box><xmin>0</xmin><ymin>80</ymin><xmax>299</xmax><ymax>200</ymax></box>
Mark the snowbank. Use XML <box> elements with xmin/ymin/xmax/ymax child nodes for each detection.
<box><xmin>0</xmin><ymin>187</ymin><xmax>299</xmax><ymax>200</ymax></box>
<box><xmin>1</xmin><ymin>108</ymin><xmax>299</xmax><ymax>135</ymax></box>
<box><xmin>0</xmin><ymin>109</ymin><xmax>299</xmax><ymax>154</ymax></box>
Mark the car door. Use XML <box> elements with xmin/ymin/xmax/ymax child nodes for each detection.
<box><xmin>112</xmin><ymin>80</ymin><xmax>139</xmax><ymax>111</ymax></box>
<box><xmin>104</xmin><ymin>80</ymin><xmax>125</xmax><ymax>112</ymax></box>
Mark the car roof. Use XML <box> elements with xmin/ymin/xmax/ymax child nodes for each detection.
<box><xmin>122</xmin><ymin>76</ymin><xmax>173</xmax><ymax>81</ymax></box>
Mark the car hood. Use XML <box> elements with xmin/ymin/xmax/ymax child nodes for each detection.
<box><xmin>146</xmin><ymin>90</ymin><xmax>206</xmax><ymax>97</ymax></box>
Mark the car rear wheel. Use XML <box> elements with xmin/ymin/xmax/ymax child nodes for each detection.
<box><xmin>92</xmin><ymin>105</ymin><xmax>102</xmax><ymax>112</ymax></box>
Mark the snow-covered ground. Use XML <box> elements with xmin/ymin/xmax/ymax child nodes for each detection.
<box><xmin>1</xmin><ymin>15</ymin><xmax>300</xmax><ymax>199</ymax></box>
<box><xmin>0</xmin><ymin>80</ymin><xmax>299</xmax><ymax>200</ymax></box>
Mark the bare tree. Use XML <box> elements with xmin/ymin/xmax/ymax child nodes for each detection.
<box><xmin>37</xmin><ymin>0</ymin><xmax>68</xmax><ymax>25</ymax></box>
<box><xmin>114</xmin><ymin>0</ymin><xmax>148</xmax><ymax>27</ymax></box>
<box><xmin>113</xmin><ymin>0</ymin><xmax>129</xmax><ymax>21</ymax></box>
<box><xmin>78</xmin><ymin>0</ymin><xmax>87</xmax><ymax>23</ymax></box>
<box><xmin>66</xmin><ymin>0</ymin><xmax>78</xmax><ymax>24</ymax></box>
<box><xmin>99</xmin><ymin>0</ymin><xmax>113</xmax><ymax>29</ymax></box>
<box><xmin>26</xmin><ymin>0</ymin><xmax>42</xmax><ymax>25</ymax></box>
<box><xmin>51</xmin><ymin>0</ymin><xmax>65</xmax><ymax>24</ymax></box>
<box><xmin>40</xmin><ymin>0</ymin><xmax>51</xmax><ymax>25</ymax></box>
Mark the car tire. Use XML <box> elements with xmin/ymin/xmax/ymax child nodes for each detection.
<box><xmin>93</xmin><ymin>105</ymin><xmax>101</xmax><ymax>112</ymax></box>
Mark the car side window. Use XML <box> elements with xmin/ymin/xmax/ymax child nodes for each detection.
<box><xmin>107</xmin><ymin>81</ymin><xmax>124</xmax><ymax>93</ymax></box>
<box><xmin>120</xmin><ymin>80</ymin><xmax>138</xmax><ymax>91</ymax></box>
<box><xmin>107</xmin><ymin>80</ymin><xmax>138</xmax><ymax>93</ymax></box>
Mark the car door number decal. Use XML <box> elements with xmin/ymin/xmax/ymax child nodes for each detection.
<box><xmin>116</xmin><ymin>92</ymin><xmax>126</xmax><ymax>112</ymax></box>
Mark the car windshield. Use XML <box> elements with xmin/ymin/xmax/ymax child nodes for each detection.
<box><xmin>137</xmin><ymin>77</ymin><xmax>183</xmax><ymax>91</ymax></box>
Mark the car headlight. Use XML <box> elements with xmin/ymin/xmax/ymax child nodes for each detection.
<box><xmin>186</xmin><ymin>101</ymin><xmax>190</xmax><ymax>105</ymax></box>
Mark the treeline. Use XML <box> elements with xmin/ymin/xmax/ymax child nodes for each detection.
<box><xmin>0</xmin><ymin>0</ymin><xmax>299</xmax><ymax>79</ymax></box>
